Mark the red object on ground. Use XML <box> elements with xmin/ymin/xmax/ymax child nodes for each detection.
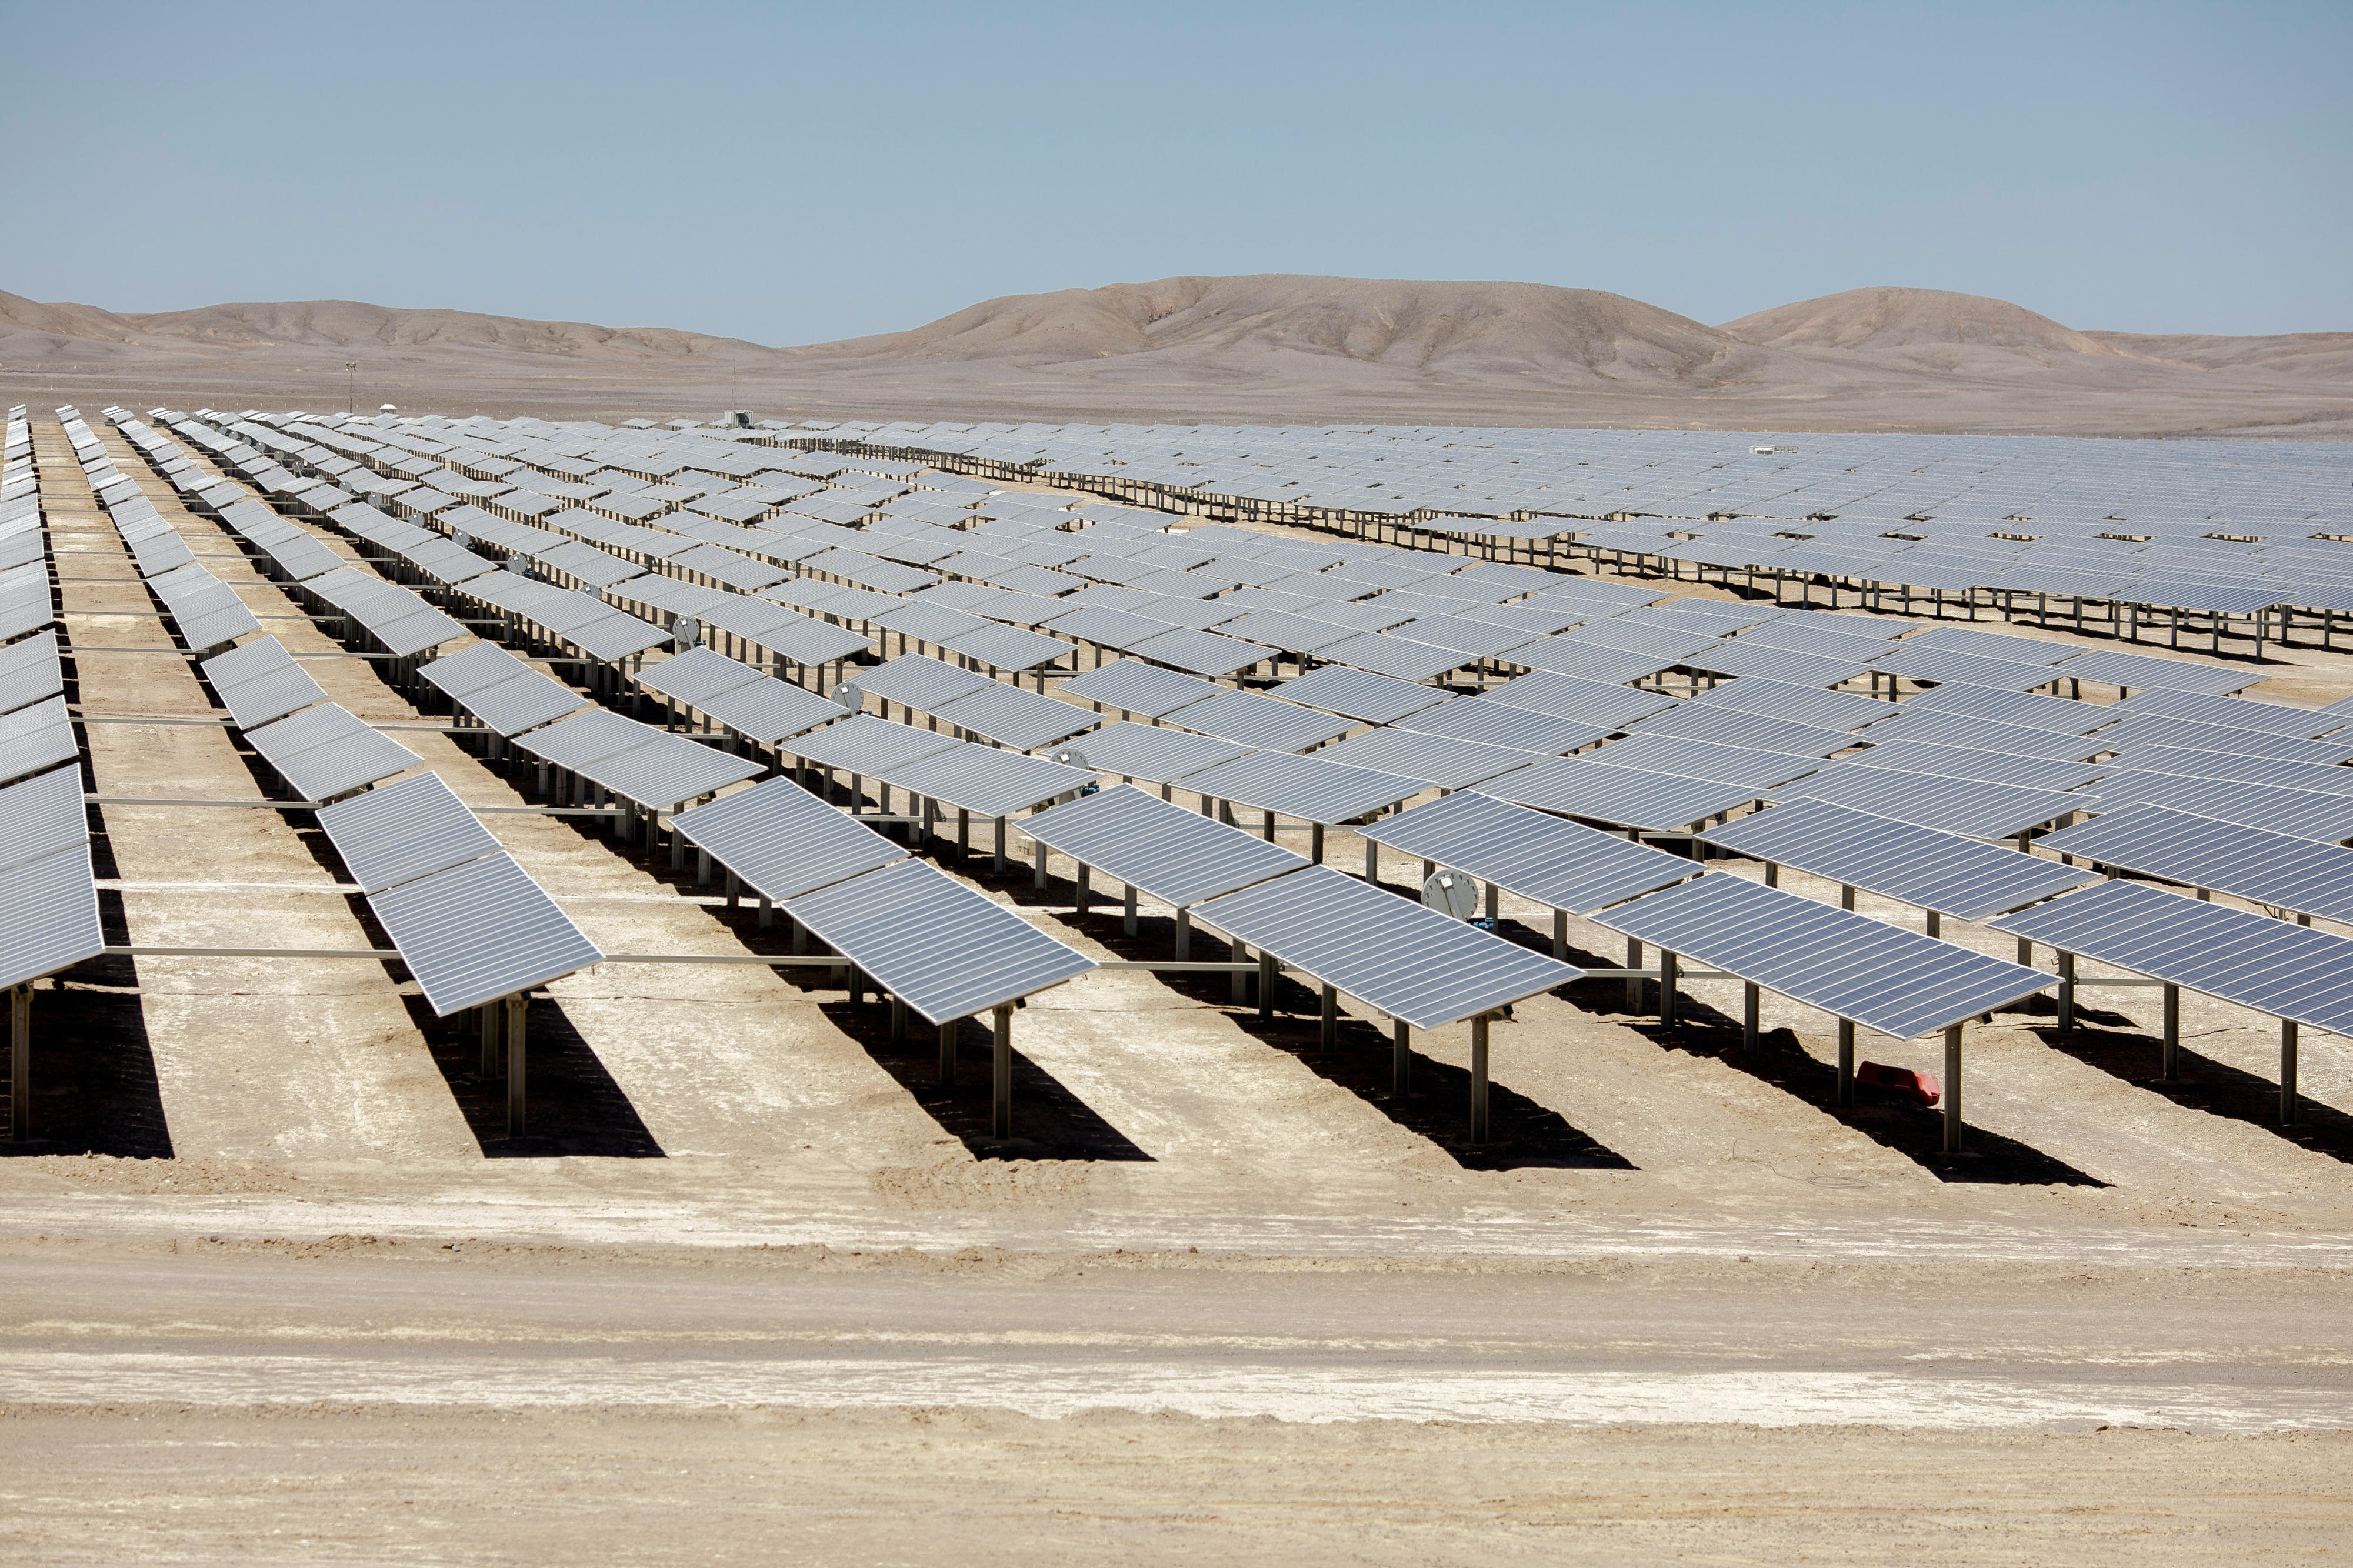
<box><xmin>1856</xmin><ymin>1061</ymin><xmax>1941</xmax><ymax>1106</ymax></box>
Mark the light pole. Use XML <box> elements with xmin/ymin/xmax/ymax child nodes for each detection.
<box><xmin>344</xmin><ymin>361</ymin><xmax>358</xmax><ymax>415</ymax></box>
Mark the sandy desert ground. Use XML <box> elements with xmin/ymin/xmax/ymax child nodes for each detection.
<box><xmin>3</xmin><ymin>410</ymin><xmax>2351</xmax><ymax>1563</ymax></box>
<box><xmin>5</xmin><ymin>278</ymin><xmax>2349</xmax><ymax>438</ymax></box>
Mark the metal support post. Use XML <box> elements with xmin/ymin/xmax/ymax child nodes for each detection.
<box><xmin>1764</xmin><ymin>862</ymin><xmax>1778</xmax><ymax>888</ymax></box>
<box><xmin>1942</xmin><ymin>1023</ymin><xmax>1964</xmax><ymax>1153</ymax></box>
<box><xmin>1836</xmin><ymin>1019</ymin><xmax>1854</xmax><ymax>1106</ymax></box>
<box><xmin>1658</xmin><ymin>950</ymin><xmax>1678</xmax><ymax>1028</ymax></box>
<box><xmin>1469</xmin><ymin>1013</ymin><xmax>1491</xmax><ymax>1145</ymax></box>
<box><xmin>669</xmin><ymin>816</ymin><xmax>684</xmax><ymax>872</ymax></box>
<box><xmin>8</xmin><ymin>984</ymin><xmax>29</xmax><ymax>1141</ymax></box>
<box><xmin>2282</xmin><ymin>1019</ymin><xmax>2299</xmax><ymax>1126</ymax></box>
<box><xmin>1925</xmin><ymin>909</ymin><xmax>1941</xmax><ymax>938</ymax></box>
<box><xmin>958</xmin><ymin>808</ymin><xmax>969</xmax><ymax>860</ymax></box>
<box><xmin>479</xmin><ymin>999</ymin><xmax>500</xmax><ymax>1079</ymax></box>
<box><xmin>1552</xmin><ymin>908</ymin><xmax>1567</xmax><ymax>960</ymax></box>
<box><xmin>1624</xmin><ymin>936</ymin><xmax>1643</xmax><ymax>1010</ymax></box>
<box><xmin>939</xmin><ymin>1018</ymin><xmax>958</xmax><ymax>1086</ymax></box>
<box><xmin>1840</xmin><ymin>883</ymin><xmax>1855</xmax><ymax>911</ymax></box>
<box><xmin>1392</xmin><ymin>1018</ymin><xmax>1411</xmax><ymax>1097</ymax></box>
<box><xmin>1124</xmin><ymin>883</ymin><xmax>1138</xmax><ymax>935</ymax></box>
<box><xmin>993</xmin><ymin>815</ymin><xmax>1006</xmax><ymax>873</ymax></box>
<box><xmin>1485</xmin><ymin>880</ymin><xmax>1499</xmax><ymax>926</ymax></box>
<box><xmin>1230</xmin><ymin>943</ymin><xmax>1249</xmax><ymax>1005</ymax></box>
<box><xmin>1175</xmin><ymin>906</ymin><xmax>1191</xmax><ymax>960</ymax></box>
<box><xmin>891</xmin><ymin>996</ymin><xmax>906</xmax><ymax>1046</ymax></box>
<box><xmin>1320</xmin><ymin>983</ymin><xmax>1338</xmax><ymax>1049</ymax></box>
<box><xmin>1075</xmin><ymin>864</ymin><xmax>1090</xmax><ymax>920</ymax></box>
<box><xmin>1259</xmin><ymin>949</ymin><xmax>1277</xmax><ymax>1019</ymax></box>
<box><xmin>1742</xmin><ymin>982</ymin><xmax>1759</xmax><ymax>1053</ymax></box>
<box><xmin>696</xmin><ymin>848</ymin><xmax>711</xmax><ymax>887</ymax></box>
<box><xmin>758</xmin><ymin>894</ymin><xmax>772</xmax><ymax>930</ymax></box>
<box><xmin>991</xmin><ymin>1002</ymin><xmax>1014</xmax><ymax>1138</ymax></box>
<box><xmin>2160</xmin><ymin>984</ymin><xmax>2180</xmax><ymax>1082</ymax></box>
<box><xmin>1032</xmin><ymin>833</ymin><xmax>1048</xmax><ymax>890</ymax></box>
<box><xmin>1364</xmin><ymin>836</ymin><xmax>1378</xmax><ymax>885</ymax></box>
<box><xmin>2058</xmin><ymin>951</ymin><xmax>2076</xmax><ymax>1033</ymax></box>
<box><xmin>505</xmin><ymin>992</ymin><xmax>528</xmax><ymax>1137</ymax></box>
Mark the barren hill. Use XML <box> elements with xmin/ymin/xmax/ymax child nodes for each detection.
<box><xmin>4</xmin><ymin>277</ymin><xmax>2345</xmax><ymax>439</ymax></box>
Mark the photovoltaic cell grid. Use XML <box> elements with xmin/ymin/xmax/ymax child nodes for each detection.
<box><xmin>1024</xmin><ymin>784</ymin><xmax>1309</xmax><ymax>908</ymax></box>
<box><xmin>367</xmin><ymin>850</ymin><xmax>605</xmax><ymax>1017</ymax></box>
<box><xmin>1701</xmin><ymin>798</ymin><xmax>2099</xmax><ymax>917</ymax></box>
<box><xmin>1194</xmin><ymin>865</ymin><xmax>1583</xmax><ymax>1029</ymax></box>
<box><xmin>782</xmin><ymin>856</ymin><xmax>1096</xmax><ymax>1023</ymax></box>
<box><xmin>1361</xmin><ymin>790</ymin><xmax>1698</xmax><ymax>915</ymax></box>
<box><xmin>1991</xmin><ymin>879</ymin><xmax>2353</xmax><ymax>1038</ymax></box>
<box><xmin>1592</xmin><ymin>873</ymin><xmax>2052</xmax><ymax>1038</ymax></box>
<box><xmin>2037</xmin><ymin>803</ymin><xmax>2353</xmax><ymax>925</ymax></box>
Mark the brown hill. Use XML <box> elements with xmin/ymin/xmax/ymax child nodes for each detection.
<box><xmin>1720</xmin><ymin>286</ymin><xmax>2121</xmax><ymax>358</ymax></box>
<box><xmin>789</xmin><ymin>275</ymin><xmax>1776</xmax><ymax>389</ymax></box>
<box><xmin>3</xmin><ymin>276</ymin><xmax>2347</xmax><ymax>438</ymax></box>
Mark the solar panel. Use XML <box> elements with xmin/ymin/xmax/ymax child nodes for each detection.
<box><xmin>315</xmin><ymin>772</ymin><xmax>502</xmax><ymax>894</ymax></box>
<box><xmin>2085</xmin><ymin>714</ymin><xmax>2353</xmax><ymax>765</ymax></box>
<box><xmin>0</xmin><ymin>629</ymin><xmax>62</xmax><ymax>713</ymax></box>
<box><xmin>1482</xmin><ymin>670</ymin><xmax>1682</xmax><ymax>728</ymax></box>
<box><xmin>942</xmin><ymin>621</ymin><xmax>1075</xmax><ymax>672</ymax></box>
<box><xmin>2086</xmin><ymin>768</ymin><xmax>2353</xmax><ymax>843</ymax></box>
<box><xmin>1362</xmin><ymin>789</ymin><xmax>1697</xmax><ymax>915</ymax></box>
<box><xmin>1312</xmin><ymin>728</ymin><xmax>1540</xmax><ymax>789</ymax></box>
<box><xmin>881</xmin><ymin>743</ymin><xmax>1095</xmax><ymax>819</ymax></box>
<box><xmin>1622</xmin><ymin>702</ymin><xmax>1858</xmax><ymax>758</ymax></box>
<box><xmin>2038</xmin><ymin>803</ymin><xmax>2353</xmax><ymax>925</ymax></box>
<box><xmin>1778</xmin><ymin>763</ymin><xmax>2094</xmax><ymax>840</ymax></box>
<box><xmin>1899</xmin><ymin>683</ymin><xmax>2115</xmax><ymax>733</ymax></box>
<box><xmin>1192</xmin><ymin>865</ymin><xmax>1581</xmax><ymax>1029</ymax></box>
<box><xmin>1681</xmin><ymin>676</ymin><xmax>1893</xmax><ymax>732</ymax></box>
<box><xmin>782</xmin><ymin>856</ymin><xmax>1095</xmax><ymax>1023</ymax></box>
<box><xmin>1050</xmin><ymin>720</ymin><xmax>1254</xmax><ymax>785</ymax></box>
<box><xmin>1267</xmin><ymin>663</ymin><xmax>1449</xmax><ymax>723</ymax></box>
<box><xmin>200</xmin><ymin>638</ymin><xmax>330</xmax><ymax>730</ymax></box>
<box><xmin>1023</xmin><ymin>783</ymin><xmax>1309</xmax><ymax>906</ymax></box>
<box><xmin>1507</xmin><ymin>637</ymin><xmax>1681</xmax><ymax>685</ymax></box>
<box><xmin>928</xmin><ymin>683</ymin><xmax>1098</xmax><ymax>751</ymax></box>
<box><xmin>510</xmin><ymin>707</ymin><xmax>658</xmax><ymax>771</ymax></box>
<box><xmin>633</xmin><ymin>646</ymin><xmax>769</xmax><ymax>707</ymax></box>
<box><xmin>243</xmin><ymin>704</ymin><xmax>420</xmax><ymax>800</ymax></box>
<box><xmin>462</xmin><ymin>669</ymin><xmax>594</xmax><ymax>736</ymax></box>
<box><xmin>0</xmin><ymin>764</ymin><xmax>90</xmax><ymax>876</ymax></box>
<box><xmin>1159</xmin><ymin>689</ymin><xmax>1354</xmax><ymax>753</ymax></box>
<box><xmin>856</xmin><ymin>653</ymin><xmax>994</xmax><ymax>710</ymax></box>
<box><xmin>1128</xmin><ymin>626</ymin><xmax>1267</xmax><ymax>678</ymax></box>
<box><xmin>0</xmin><ymin>843</ymin><xmax>105</xmax><ymax>991</ymax></box>
<box><xmin>419</xmin><ymin>640</ymin><xmax>532</xmax><ymax>699</ymax></box>
<box><xmin>1702</xmin><ymin>798</ymin><xmax>2099</xmax><ymax>917</ymax></box>
<box><xmin>2102</xmin><ymin>688</ymin><xmax>2341</xmax><ymax>739</ymax></box>
<box><xmin>671</xmin><ymin>776</ymin><xmax>908</xmax><ymax>900</ymax></box>
<box><xmin>1991</xmin><ymin>879</ymin><xmax>2353</xmax><ymax>1036</ymax></box>
<box><xmin>0</xmin><ymin>695</ymin><xmax>77</xmax><ymax>786</ymax></box>
<box><xmin>1594</xmin><ymin>873</ymin><xmax>2051</xmax><ymax>1037</ymax></box>
<box><xmin>1845</xmin><ymin>706</ymin><xmax>2107</xmax><ymax>760</ymax></box>
<box><xmin>1477</xmin><ymin>755</ymin><xmax>1762</xmax><ymax>832</ymax></box>
<box><xmin>1394</xmin><ymin>695</ymin><xmax>1611</xmax><ymax>755</ymax></box>
<box><xmin>1589</xmin><ymin>732</ymin><xmax>1824</xmax><ymax>789</ymax></box>
<box><xmin>1054</xmin><ymin>658</ymin><xmax>1222</xmax><ymax>717</ymax></box>
<box><xmin>1682</xmin><ymin>640</ymin><xmax>1871</xmax><ymax>688</ymax></box>
<box><xmin>1174</xmin><ymin>750</ymin><xmax>1421</xmax><ymax>825</ymax></box>
<box><xmin>2048</xmin><ymin>648</ymin><xmax>2265</xmax><ymax>696</ymax></box>
<box><xmin>1315</xmin><ymin>632</ymin><xmax>1472</xmax><ymax>682</ymax></box>
<box><xmin>785</xmin><ymin>713</ymin><xmax>963</xmax><ymax>775</ymax></box>
<box><xmin>695</xmin><ymin>678</ymin><xmax>844</xmax><ymax>745</ymax></box>
<box><xmin>366</xmin><ymin>850</ymin><xmax>604</xmax><ymax>1016</ymax></box>
<box><xmin>2103</xmin><ymin>745</ymin><xmax>2353</xmax><ymax>798</ymax></box>
<box><xmin>1844</xmin><ymin>736</ymin><xmax>2108</xmax><ymax>791</ymax></box>
<box><xmin>591</xmin><ymin>733</ymin><xmax>762</xmax><ymax>809</ymax></box>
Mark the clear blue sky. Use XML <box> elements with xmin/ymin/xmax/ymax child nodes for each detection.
<box><xmin>4</xmin><ymin>1</ymin><xmax>2345</xmax><ymax>342</ymax></box>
